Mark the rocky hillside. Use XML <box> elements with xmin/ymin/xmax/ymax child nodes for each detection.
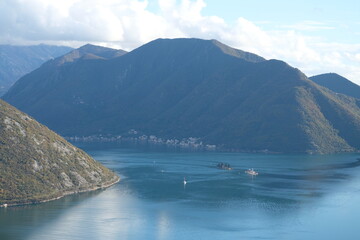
<box><xmin>0</xmin><ymin>100</ymin><xmax>119</xmax><ymax>207</ymax></box>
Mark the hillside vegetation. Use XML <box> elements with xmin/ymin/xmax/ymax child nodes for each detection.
<box><xmin>4</xmin><ymin>38</ymin><xmax>360</xmax><ymax>154</ymax></box>
<box><xmin>0</xmin><ymin>100</ymin><xmax>119</xmax><ymax>206</ymax></box>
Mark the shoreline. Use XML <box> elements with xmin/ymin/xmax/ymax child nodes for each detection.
<box><xmin>0</xmin><ymin>176</ymin><xmax>120</xmax><ymax>208</ymax></box>
<box><xmin>69</xmin><ymin>137</ymin><xmax>360</xmax><ymax>155</ymax></box>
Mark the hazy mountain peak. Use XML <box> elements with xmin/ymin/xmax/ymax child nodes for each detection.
<box><xmin>78</xmin><ymin>44</ymin><xmax>126</xmax><ymax>56</ymax></box>
<box><xmin>310</xmin><ymin>73</ymin><xmax>360</xmax><ymax>99</ymax></box>
<box><xmin>0</xmin><ymin>44</ymin><xmax>73</xmax><ymax>96</ymax></box>
<box><xmin>53</xmin><ymin>44</ymin><xmax>127</xmax><ymax>66</ymax></box>
<box><xmin>79</xmin><ymin>43</ymin><xmax>100</xmax><ymax>49</ymax></box>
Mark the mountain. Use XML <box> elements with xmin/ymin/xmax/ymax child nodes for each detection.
<box><xmin>0</xmin><ymin>44</ymin><xmax>73</xmax><ymax>96</ymax></box>
<box><xmin>0</xmin><ymin>100</ymin><xmax>119</xmax><ymax>207</ymax></box>
<box><xmin>310</xmin><ymin>73</ymin><xmax>360</xmax><ymax>99</ymax></box>
<box><xmin>4</xmin><ymin>38</ymin><xmax>360</xmax><ymax>154</ymax></box>
<box><xmin>49</xmin><ymin>44</ymin><xmax>127</xmax><ymax>66</ymax></box>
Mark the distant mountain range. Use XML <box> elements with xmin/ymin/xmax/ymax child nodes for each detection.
<box><xmin>0</xmin><ymin>100</ymin><xmax>119</xmax><ymax>207</ymax></box>
<box><xmin>0</xmin><ymin>44</ymin><xmax>73</xmax><ymax>96</ymax></box>
<box><xmin>4</xmin><ymin>38</ymin><xmax>360</xmax><ymax>154</ymax></box>
<box><xmin>310</xmin><ymin>73</ymin><xmax>360</xmax><ymax>99</ymax></box>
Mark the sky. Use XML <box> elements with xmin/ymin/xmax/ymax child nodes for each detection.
<box><xmin>1</xmin><ymin>0</ymin><xmax>359</xmax><ymax>83</ymax></box>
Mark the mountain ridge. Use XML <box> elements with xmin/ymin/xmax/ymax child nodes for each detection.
<box><xmin>4</xmin><ymin>38</ymin><xmax>360</xmax><ymax>154</ymax></box>
<box><xmin>0</xmin><ymin>44</ymin><xmax>73</xmax><ymax>96</ymax></box>
<box><xmin>310</xmin><ymin>73</ymin><xmax>360</xmax><ymax>99</ymax></box>
<box><xmin>45</xmin><ymin>44</ymin><xmax>127</xmax><ymax>67</ymax></box>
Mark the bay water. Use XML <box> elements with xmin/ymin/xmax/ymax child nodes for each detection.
<box><xmin>1</xmin><ymin>143</ymin><xmax>360</xmax><ymax>240</ymax></box>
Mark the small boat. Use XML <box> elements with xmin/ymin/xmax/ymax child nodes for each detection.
<box><xmin>183</xmin><ymin>177</ymin><xmax>187</xmax><ymax>185</ymax></box>
<box><xmin>245</xmin><ymin>168</ymin><xmax>258</xmax><ymax>176</ymax></box>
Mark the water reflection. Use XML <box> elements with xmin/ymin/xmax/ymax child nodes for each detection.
<box><xmin>156</xmin><ymin>210</ymin><xmax>171</xmax><ymax>240</ymax></box>
<box><xmin>1</xmin><ymin>144</ymin><xmax>360</xmax><ymax>240</ymax></box>
<box><xmin>0</xmin><ymin>191</ymin><xmax>104</xmax><ymax>240</ymax></box>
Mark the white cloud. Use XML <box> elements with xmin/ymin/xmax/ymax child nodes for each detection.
<box><xmin>280</xmin><ymin>21</ymin><xmax>335</xmax><ymax>31</ymax></box>
<box><xmin>0</xmin><ymin>0</ymin><xmax>359</xmax><ymax>84</ymax></box>
<box><xmin>0</xmin><ymin>0</ymin><xmax>179</xmax><ymax>49</ymax></box>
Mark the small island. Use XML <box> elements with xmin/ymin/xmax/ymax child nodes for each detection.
<box><xmin>217</xmin><ymin>162</ymin><xmax>232</xmax><ymax>170</ymax></box>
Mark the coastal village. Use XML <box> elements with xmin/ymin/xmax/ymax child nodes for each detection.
<box><xmin>66</xmin><ymin>129</ymin><xmax>217</xmax><ymax>151</ymax></box>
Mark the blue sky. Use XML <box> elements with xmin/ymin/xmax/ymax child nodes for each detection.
<box><xmin>148</xmin><ymin>0</ymin><xmax>360</xmax><ymax>44</ymax></box>
<box><xmin>1</xmin><ymin>0</ymin><xmax>359</xmax><ymax>83</ymax></box>
<box><xmin>149</xmin><ymin>0</ymin><xmax>360</xmax><ymax>82</ymax></box>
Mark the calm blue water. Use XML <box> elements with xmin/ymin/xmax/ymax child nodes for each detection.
<box><xmin>1</xmin><ymin>143</ymin><xmax>360</xmax><ymax>240</ymax></box>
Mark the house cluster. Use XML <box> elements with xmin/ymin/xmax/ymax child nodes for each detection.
<box><xmin>66</xmin><ymin>130</ymin><xmax>216</xmax><ymax>151</ymax></box>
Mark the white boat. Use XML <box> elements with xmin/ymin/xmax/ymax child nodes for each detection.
<box><xmin>245</xmin><ymin>168</ymin><xmax>258</xmax><ymax>176</ymax></box>
<box><xmin>183</xmin><ymin>177</ymin><xmax>187</xmax><ymax>185</ymax></box>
